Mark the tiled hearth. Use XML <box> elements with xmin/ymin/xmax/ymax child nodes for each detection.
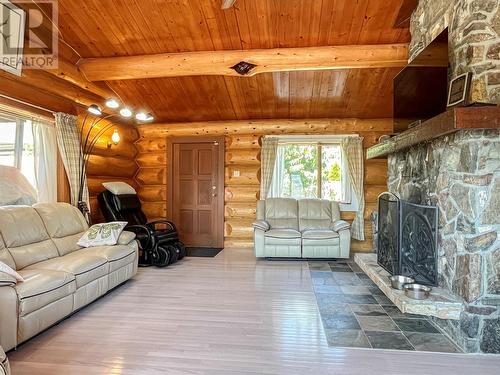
<box><xmin>309</xmin><ymin>259</ymin><xmax>461</xmax><ymax>352</ymax></box>
<box><xmin>354</xmin><ymin>254</ymin><xmax>463</xmax><ymax>320</ymax></box>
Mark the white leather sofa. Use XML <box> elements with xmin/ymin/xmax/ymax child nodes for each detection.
<box><xmin>0</xmin><ymin>345</ymin><xmax>9</xmax><ymax>375</ymax></box>
<box><xmin>0</xmin><ymin>203</ymin><xmax>138</xmax><ymax>352</ymax></box>
<box><xmin>253</xmin><ymin>198</ymin><xmax>351</xmax><ymax>258</ymax></box>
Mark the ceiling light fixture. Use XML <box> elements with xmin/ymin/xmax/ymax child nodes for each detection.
<box><xmin>105</xmin><ymin>98</ymin><xmax>120</xmax><ymax>109</ymax></box>
<box><xmin>135</xmin><ymin>112</ymin><xmax>154</xmax><ymax>122</ymax></box>
<box><xmin>87</xmin><ymin>104</ymin><xmax>102</xmax><ymax>116</ymax></box>
<box><xmin>119</xmin><ymin>107</ymin><xmax>133</xmax><ymax>118</ymax></box>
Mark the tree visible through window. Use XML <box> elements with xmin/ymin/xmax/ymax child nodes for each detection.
<box><xmin>271</xmin><ymin>141</ymin><xmax>351</xmax><ymax>203</ymax></box>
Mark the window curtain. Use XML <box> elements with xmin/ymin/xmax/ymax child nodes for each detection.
<box><xmin>54</xmin><ymin>113</ymin><xmax>89</xmax><ymax>208</ymax></box>
<box><xmin>341</xmin><ymin>137</ymin><xmax>365</xmax><ymax>240</ymax></box>
<box><xmin>32</xmin><ymin>120</ymin><xmax>57</xmax><ymax>203</ymax></box>
<box><xmin>260</xmin><ymin>137</ymin><xmax>279</xmax><ymax>199</ymax></box>
<box><xmin>270</xmin><ymin>146</ymin><xmax>285</xmax><ymax>197</ymax></box>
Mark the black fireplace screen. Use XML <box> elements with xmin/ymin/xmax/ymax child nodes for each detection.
<box><xmin>377</xmin><ymin>193</ymin><xmax>400</xmax><ymax>276</ymax></box>
<box><xmin>377</xmin><ymin>193</ymin><xmax>438</xmax><ymax>286</ymax></box>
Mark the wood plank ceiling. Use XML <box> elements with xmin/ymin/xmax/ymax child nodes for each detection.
<box><xmin>55</xmin><ymin>0</ymin><xmax>411</xmax><ymax>122</ymax></box>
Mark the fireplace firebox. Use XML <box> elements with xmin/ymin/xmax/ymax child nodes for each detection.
<box><xmin>377</xmin><ymin>192</ymin><xmax>438</xmax><ymax>286</ymax></box>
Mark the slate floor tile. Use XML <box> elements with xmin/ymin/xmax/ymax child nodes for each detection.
<box><xmin>310</xmin><ymin>266</ymin><xmax>461</xmax><ymax>353</ymax></box>
<box><xmin>328</xmin><ymin>261</ymin><xmax>349</xmax><ymax>267</ymax></box>
<box><xmin>404</xmin><ymin>332</ymin><xmax>460</xmax><ymax>353</ymax></box>
<box><xmin>332</xmin><ymin>273</ymin><xmax>364</xmax><ymax>286</ymax></box>
<box><xmin>327</xmin><ymin>293</ymin><xmax>379</xmax><ymax>304</ymax></box>
<box><xmin>382</xmin><ymin>306</ymin><xmax>427</xmax><ymax>319</ymax></box>
<box><xmin>359</xmin><ymin>278</ymin><xmax>377</xmax><ymax>287</ymax></box>
<box><xmin>365</xmin><ymin>331</ymin><xmax>415</xmax><ymax>350</ymax></box>
<box><xmin>312</xmin><ymin>277</ymin><xmax>338</xmax><ymax>286</ymax></box>
<box><xmin>313</xmin><ymin>284</ymin><xmax>343</xmax><ymax>294</ymax></box>
<box><xmin>308</xmin><ymin>262</ymin><xmax>331</xmax><ymax>271</ymax></box>
<box><xmin>350</xmin><ymin>304</ymin><xmax>388</xmax><ymax>317</ymax></box>
<box><xmin>393</xmin><ymin>318</ymin><xmax>439</xmax><ymax>333</ymax></box>
<box><xmin>357</xmin><ymin>316</ymin><xmax>400</xmax><ymax>332</ymax></box>
<box><xmin>348</xmin><ymin>263</ymin><xmax>363</xmax><ymax>273</ymax></box>
<box><xmin>356</xmin><ymin>273</ymin><xmax>371</xmax><ymax>280</ymax></box>
<box><xmin>324</xmin><ymin>329</ymin><xmax>371</xmax><ymax>348</ymax></box>
<box><xmin>340</xmin><ymin>286</ymin><xmax>370</xmax><ymax>295</ymax></box>
<box><xmin>373</xmin><ymin>294</ymin><xmax>395</xmax><ymax>306</ymax></box>
<box><xmin>330</xmin><ymin>267</ymin><xmax>353</xmax><ymax>272</ymax></box>
<box><xmin>316</xmin><ymin>299</ymin><xmax>352</xmax><ymax>315</ymax></box>
<box><xmin>311</xmin><ymin>270</ymin><xmax>334</xmax><ymax>279</ymax></box>
<box><xmin>322</xmin><ymin>314</ymin><xmax>361</xmax><ymax>330</ymax></box>
<box><xmin>367</xmin><ymin>286</ymin><xmax>385</xmax><ymax>296</ymax></box>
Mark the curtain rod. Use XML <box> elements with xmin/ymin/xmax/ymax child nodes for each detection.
<box><xmin>0</xmin><ymin>94</ymin><xmax>56</xmax><ymax>115</ymax></box>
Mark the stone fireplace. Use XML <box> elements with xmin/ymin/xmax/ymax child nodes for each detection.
<box><xmin>388</xmin><ymin>129</ymin><xmax>500</xmax><ymax>353</ymax></box>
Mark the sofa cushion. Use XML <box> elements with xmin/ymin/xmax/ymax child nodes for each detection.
<box><xmin>301</xmin><ymin>229</ymin><xmax>340</xmax><ymax>240</ymax></box>
<box><xmin>0</xmin><ymin>234</ymin><xmax>15</xmax><ymax>270</ymax></box>
<box><xmin>0</xmin><ymin>206</ymin><xmax>59</xmax><ymax>269</ymax></box>
<box><xmin>25</xmin><ymin>253</ymin><xmax>109</xmax><ymax>288</ymax></box>
<box><xmin>265</xmin><ymin>198</ymin><xmax>298</xmax><ymax>230</ymax></box>
<box><xmin>78</xmin><ymin>245</ymin><xmax>136</xmax><ymax>272</ymax></box>
<box><xmin>264</xmin><ymin>229</ymin><xmax>301</xmax><ymax>239</ymax></box>
<box><xmin>298</xmin><ymin>199</ymin><xmax>335</xmax><ymax>231</ymax></box>
<box><xmin>16</xmin><ymin>269</ymin><xmax>76</xmax><ymax>316</ymax></box>
<box><xmin>34</xmin><ymin>203</ymin><xmax>88</xmax><ymax>256</ymax></box>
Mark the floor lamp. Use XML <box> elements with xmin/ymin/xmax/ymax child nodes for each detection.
<box><xmin>77</xmin><ymin>102</ymin><xmax>154</xmax><ymax>224</ymax></box>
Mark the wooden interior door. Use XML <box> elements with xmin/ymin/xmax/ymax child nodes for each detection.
<box><xmin>169</xmin><ymin>138</ymin><xmax>224</xmax><ymax>248</ymax></box>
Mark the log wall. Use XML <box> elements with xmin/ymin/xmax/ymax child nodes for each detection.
<box><xmin>135</xmin><ymin>119</ymin><xmax>392</xmax><ymax>253</ymax></box>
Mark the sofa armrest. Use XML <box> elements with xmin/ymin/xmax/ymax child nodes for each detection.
<box><xmin>252</xmin><ymin>220</ymin><xmax>270</xmax><ymax>231</ymax></box>
<box><xmin>117</xmin><ymin>230</ymin><xmax>137</xmax><ymax>245</ymax></box>
<box><xmin>0</xmin><ymin>271</ymin><xmax>16</xmax><ymax>287</ymax></box>
<box><xmin>331</xmin><ymin>220</ymin><xmax>350</xmax><ymax>232</ymax></box>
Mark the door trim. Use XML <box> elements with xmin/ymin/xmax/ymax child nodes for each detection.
<box><xmin>167</xmin><ymin>136</ymin><xmax>225</xmax><ymax>248</ymax></box>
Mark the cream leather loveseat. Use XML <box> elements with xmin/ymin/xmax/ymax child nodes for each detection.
<box><xmin>253</xmin><ymin>198</ymin><xmax>351</xmax><ymax>258</ymax></box>
<box><xmin>0</xmin><ymin>203</ymin><xmax>138</xmax><ymax>352</ymax></box>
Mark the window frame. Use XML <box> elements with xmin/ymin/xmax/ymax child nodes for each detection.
<box><xmin>0</xmin><ymin>116</ymin><xmax>27</xmax><ymax>169</ymax></box>
<box><xmin>0</xmin><ymin>110</ymin><xmax>37</xmax><ymax>187</ymax></box>
<box><xmin>268</xmin><ymin>135</ymin><xmax>359</xmax><ymax>212</ymax></box>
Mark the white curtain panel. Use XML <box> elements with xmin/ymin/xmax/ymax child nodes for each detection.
<box><xmin>341</xmin><ymin>137</ymin><xmax>365</xmax><ymax>241</ymax></box>
<box><xmin>33</xmin><ymin>120</ymin><xmax>57</xmax><ymax>203</ymax></box>
<box><xmin>260</xmin><ymin>137</ymin><xmax>279</xmax><ymax>199</ymax></box>
<box><xmin>54</xmin><ymin>112</ymin><xmax>89</xmax><ymax>208</ymax></box>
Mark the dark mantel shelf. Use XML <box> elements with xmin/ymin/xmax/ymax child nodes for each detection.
<box><xmin>366</xmin><ymin>106</ymin><xmax>500</xmax><ymax>159</ymax></box>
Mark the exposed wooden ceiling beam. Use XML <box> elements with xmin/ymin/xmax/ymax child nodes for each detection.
<box><xmin>78</xmin><ymin>44</ymin><xmax>409</xmax><ymax>81</ymax></box>
<box><xmin>221</xmin><ymin>0</ymin><xmax>237</xmax><ymax>9</ymax></box>
<box><xmin>45</xmin><ymin>57</ymin><xmax>117</xmax><ymax>100</ymax></box>
<box><xmin>16</xmin><ymin>2</ymin><xmax>118</xmax><ymax>101</ymax></box>
<box><xmin>0</xmin><ymin>76</ymin><xmax>77</xmax><ymax>114</ymax></box>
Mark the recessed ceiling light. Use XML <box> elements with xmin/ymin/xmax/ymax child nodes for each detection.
<box><xmin>119</xmin><ymin>107</ymin><xmax>133</xmax><ymax>118</ymax></box>
<box><xmin>135</xmin><ymin>112</ymin><xmax>154</xmax><ymax>122</ymax></box>
<box><xmin>87</xmin><ymin>104</ymin><xmax>102</xmax><ymax>116</ymax></box>
<box><xmin>105</xmin><ymin>99</ymin><xmax>120</xmax><ymax>109</ymax></box>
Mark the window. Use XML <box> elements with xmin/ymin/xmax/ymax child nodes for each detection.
<box><xmin>269</xmin><ymin>136</ymin><xmax>358</xmax><ymax>210</ymax></box>
<box><xmin>0</xmin><ymin>116</ymin><xmax>36</xmax><ymax>187</ymax></box>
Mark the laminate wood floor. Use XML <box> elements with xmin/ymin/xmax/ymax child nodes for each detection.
<box><xmin>9</xmin><ymin>249</ymin><xmax>500</xmax><ymax>375</ymax></box>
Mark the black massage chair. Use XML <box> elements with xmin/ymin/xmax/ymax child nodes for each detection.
<box><xmin>98</xmin><ymin>190</ymin><xmax>186</xmax><ymax>267</ymax></box>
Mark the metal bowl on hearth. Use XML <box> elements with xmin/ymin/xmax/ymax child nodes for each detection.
<box><xmin>389</xmin><ymin>275</ymin><xmax>415</xmax><ymax>290</ymax></box>
<box><xmin>403</xmin><ymin>283</ymin><xmax>432</xmax><ymax>300</ymax></box>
